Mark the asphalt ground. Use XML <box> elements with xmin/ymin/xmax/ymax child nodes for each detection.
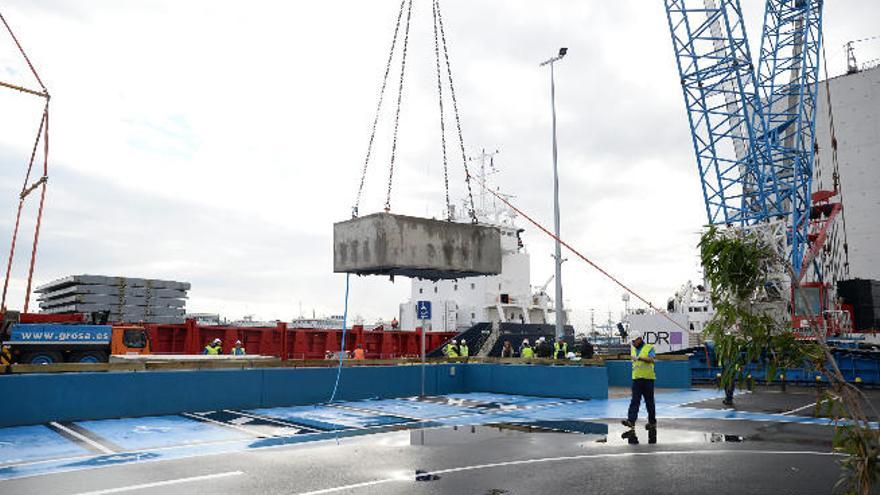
<box><xmin>692</xmin><ymin>385</ymin><xmax>880</xmax><ymax>420</ymax></box>
<box><xmin>0</xmin><ymin>387</ymin><xmax>860</xmax><ymax>495</ymax></box>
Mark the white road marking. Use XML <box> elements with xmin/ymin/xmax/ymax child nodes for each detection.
<box><xmin>49</xmin><ymin>422</ymin><xmax>114</xmax><ymax>455</ymax></box>
<box><xmin>781</xmin><ymin>401</ymin><xmax>819</xmax><ymax>416</ymax></box>
<box><xmin>70</xmin><ymin>470</ymin><xmax>243</xmax><ymax>495</ymax></box>
<box><xmin>181</xmin><ymin>413</ymin><xmax>268</xmax><ymax>438</ymax></box>
<box><xmin>293</xmin><ymin>449</ymin><xmax>844</xmax><ymax>495</ymax></box>
<box><xmin>222</xmin><ymin>410</ymin><xmax>320</xmax><ymax>432</ymax></box>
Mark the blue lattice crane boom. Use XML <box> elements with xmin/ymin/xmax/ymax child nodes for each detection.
<box><xmin>752</xmin><ymin>0</ymin><xmax>824</xmax><ymax>278</ymax></box>
<box><xmin>663</xmin><ymin>0</ymin><xmax>769</xmax><ymax>227</ymax></box>
<box><xmin>663</xmin><ymin>0</ymin><xmax>828</xmax><ymax>280</ymax></box>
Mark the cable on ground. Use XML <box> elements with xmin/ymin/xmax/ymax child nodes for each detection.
<box><xmin>328</xmin><ymin>273</ymin><xmax>352</xmax><ymax>404</ymax></box>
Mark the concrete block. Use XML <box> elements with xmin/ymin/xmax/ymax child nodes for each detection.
<box><xmin>334</xmin><ymin>213</ymin><xmax>502</xmax><ymax>280</ymax></box>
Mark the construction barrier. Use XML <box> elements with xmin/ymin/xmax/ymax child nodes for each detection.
<box><xmin>0</xmin><ymin>362</ymin><xmax>610</xmax><ymax>427</ymax></box>
<box><xmin>464</xmin><ymin>364</ymin><xmax>608</xmax><ymax>400</ymax></box>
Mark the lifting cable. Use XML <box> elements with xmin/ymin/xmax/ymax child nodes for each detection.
<box><xmin>435</xmin><ymin>0</ymin><xmax>477</xmax><ymax>223</ymax></box>
<box><xmin>469</xmin><ymin>173</ymin><xmax>690</xmax><ymax>333</ymax></box>
<box><xmin>819</xmin><ymin>41</ymin><xmax>851</xmax><ymax>275</ymax></box>
<box><xmin>353</xmin><ymin>0</ymin><xmax>477</xmax><ymax>223</ymax></box>
<box><xmin>383</xmin><ymin>0</ymin><xmax>414</xmax><ymax>213</ymax></box>
<box><xmin>0</xmin><ymin>11</ymin><xmax>50</xmax><ymax>313</ymax></box>
<box><xmin>352</xmin><ymin>0</ymin><xmax>408</xmax><ymax>218</ymax></box>
<box><xmin>431</xmin><ymin>0</ymin><xmax>452</xmax><ymax>220</ymax></box>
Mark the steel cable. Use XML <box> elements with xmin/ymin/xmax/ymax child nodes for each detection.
<box><xmin>431</xmin><ymin>0</ymin><xmax>452</xmax><ymax>220</ymax></box>
<box><xmin>435</xmin><ymin>0</ymin><xmax>478</xmax><ymax>223</ymax></box>
<box><xmin>352</xmin><ymin>0</ymin><xmax>408</xmax><ymax>217</ymax></box>
<box><xmin>384</xmin><ymin>0</ymin><xmax>414</xmax><ymax>212</ymax></box>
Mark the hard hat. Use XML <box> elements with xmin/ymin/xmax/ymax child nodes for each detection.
<box><xmin>235</xmin><ymin>340</ymin><xmax>242</xmax><ymax>345</ymax></box>
<box><xmin>523</xmin><ymin>338</ymin><xmax>529</xmax><ymax>343</ymax></box>
<box><xmin>213</xmin><ymin>338</ymin><xmax>221</xmax><ymax>343</ymax></box>
<box><xmin>451</xmin><ymin>339</ymin><xmax>457</xmax><ymax>343</ymax></box>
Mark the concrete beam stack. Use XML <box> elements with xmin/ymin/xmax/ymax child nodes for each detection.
<box><xmin>36</xmin><ymin>275</ymin><xmax>190</xmax><ymax>324</ymax></box>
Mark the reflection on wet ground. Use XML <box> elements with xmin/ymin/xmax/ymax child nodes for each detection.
<box><xmin>408</xmin><ymin>421</ymin><xmax>748</xmax><ymax>448</ymax></box>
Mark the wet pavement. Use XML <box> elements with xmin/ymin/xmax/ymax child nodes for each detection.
<box><xmin>0</xmin><ymin>387</ymin><xmax>860</xmax><ymax>494</ymax></box>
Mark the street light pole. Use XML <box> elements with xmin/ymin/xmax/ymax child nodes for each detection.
<box><xmin>540</xmin><ymin>47</ymin><xmax>567</xmax><ymax>341</ymax></box>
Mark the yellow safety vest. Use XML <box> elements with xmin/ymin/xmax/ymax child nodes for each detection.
<box><xmin>205</xmin><ymin>345</ymin><xmax>220</xmax><ymax>355</ymax></box>
<box><xmin>231</xmin><ymin>347</ymin><xmax>246</xmax><ymax>355</ymax></box>
<box><xmin>460</xmin><ymin>345</ymin><xmax>469</xmax><ymax>357</ymax></box>
<box><xmin>553</xmin><ymin>342</ymin><xmax>568</xmax><ymax>359</ymax></box>
<box><xmin>521</xmin><ymin>346</ymin><xmax>534</xmax><ymax>358</ymax></box>
<box><xmin>445</xmin><ymin>344</ymin><xmax>458</xmax><ymax>358</ymax></box>
<box><xmin>631</xmin><ymin>344</ymin><xmax>655</xmax><ymax>380</ymax></box>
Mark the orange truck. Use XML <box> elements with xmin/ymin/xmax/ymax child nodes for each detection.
<box><xmin>0</xmin><ymin>312</ymin><xmax>150</xmax><ymax>364</ymax></box>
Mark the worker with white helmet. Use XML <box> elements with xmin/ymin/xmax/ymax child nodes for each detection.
<box><xmin>203</xmin><ymin>338</ymin><xmax>222</xmax><ymax>355</ymax></box>
<box><xmin>230</xmin><ymin>339</ymin><xmax>246</xmax><ymax>356</ymax></box>
<box><xmin>445</xmin><ymin>339</ymin><xmax>459</xmax><ymax>358</ymax></box>
<box><xmin>535</xmin><ymin>336</ymin><xmax>553</xmax><ymax>358</ymax></box>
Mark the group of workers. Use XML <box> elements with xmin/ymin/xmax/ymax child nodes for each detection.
<box><xmin>443</xmin><ymin>339</ymin><xmax>470</xmax><ymax>358</ymax></box>
<box><xmin>497</xmin><ymin>337</ymin><xmax>594</xmax><ymax>360</ymax></box>
<box><xmin>202</xmin><ymin>338</ymin><xmax>247</xmax><ymax>355</ymax></box>
<box><xmin>441</xmin><ymin>336</ymin><xmax>596</xmax><ymax>360</ymax></box>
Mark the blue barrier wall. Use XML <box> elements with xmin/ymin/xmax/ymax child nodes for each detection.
<box><xmin>464</xmin><ymin>364</ymin><xmax>608</xmax><ymax>400</ymax></box>
<box><xmin>0</xmin><ymin>364</ymin><xmax>466</xmax><ymax>428</ymax></box>
<box><xmin>0</xmin><ymin>363</ymin><xmax>612</xmax><ymax>427</ymax></box>
<box><xmin>605</xmin><ymin>360</ymin><xmax>692</xmax><ymax>389</ymax></box>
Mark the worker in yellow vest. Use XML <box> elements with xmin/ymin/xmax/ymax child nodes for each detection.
<box><xmin>445</xmin><ymin>340</ymin><xmax>459</xmax><ymax>358</ymax></box>
<box><xmin>459</xmin><ymin>340</ymin><xmax>469</xmax><ymax>359</ymax></box>
<box><xmin>622</xmin><ymin>335</ymin><xmax>656</xmax><ymax>430</ymax></box>
<box><xmin>203</xmin><ymin>338</ymin><xmax>222</xmax><ymax>355</ymax></box>
<box><xmin>520</xmin><ymin>341</ymin><xmax>535</xmax><ymax>359</ymax></box>
<box><xmin>230</xmin><ymin>340</ymin><xmax>246</xmax><ymax>356</ymax></box>
<box><xmin>553</xmin><ymin>340</ymin><xmax>568</xmax><ymax>359</ymax></box>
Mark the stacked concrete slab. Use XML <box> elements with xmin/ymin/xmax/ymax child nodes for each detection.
<box><xmin>36</xmin><ymin>275</ymin><xmax>190</xmax><ymax>324</ymax></box>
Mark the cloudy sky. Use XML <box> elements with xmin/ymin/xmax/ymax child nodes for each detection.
<box><xmin>0</xmin><ymin>1</ymin><xmax>878</xmax><ymax>326</ymax></box>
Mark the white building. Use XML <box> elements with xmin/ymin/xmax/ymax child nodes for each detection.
<box><xmin>814</xmin><ymin>65</ymin><xmax>880</xmax><ymax>281</ymax></box>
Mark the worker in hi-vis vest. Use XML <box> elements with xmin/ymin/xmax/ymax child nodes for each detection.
<box><xmin>445</xmin><ymin>340</ymin><xmax>459</xmax><ymax>358</ymax></box>
<box><xmin>553</xmin><ymin>340</ymin><xmax>568</xmax><ymax>359</ymax></box>
<box><xmin>353</xmin><ymin>345</ymin><xmax>366</xmax><ymax>360</ymax></box>
<box><xmin>230</xmin><ymin>340</ymin><xmax>246</xmax><ymax>355</ymax></box>
<box><xmin>204</xmin><ymin>338</ymin><xmax>222</xmax><ymax>355</ymax></box>
<box><xmin>459</xmin><ymin>340</ymin><xmax>469</xmax><ymax>358</ymax></box>
<box><xmin>520</xmin><ymin>341</ymin><xmax>535</xmax><ymax>358</ymax></box>
<box><xmin>622</xmin><ymin>335</ymin><xmax>657</xmax><ymax>430</ymax></box>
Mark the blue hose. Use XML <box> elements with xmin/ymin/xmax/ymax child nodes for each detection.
<box><xmin>328</xmin><ymin>273</ymin><xmax>351</xmax><ymax>404</ymax></box>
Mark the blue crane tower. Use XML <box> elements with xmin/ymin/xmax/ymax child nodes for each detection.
<box><xmin>663</xmin><ymin>0</ymin><xmax>826</xmax><ymax>280</ymax></box>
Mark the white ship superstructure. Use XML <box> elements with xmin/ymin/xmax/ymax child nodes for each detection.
<box><xmin>399</xmin><ymin>156</ymin><xmax>568</xmax><ymax>332</ymax></box>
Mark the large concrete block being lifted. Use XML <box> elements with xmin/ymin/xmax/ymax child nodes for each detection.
<box><xmin>334</xmin><ymin>213</ymin><xmax>501</xmax><ymax>280</ymax></box>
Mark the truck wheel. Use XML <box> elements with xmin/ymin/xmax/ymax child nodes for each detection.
<box><xmin>20</xmin><ymin>351</ymin><xmax>63</xmax><ymax>365</ymax></box>
<box><xmin>70</xmin><ymin>351</ymin><xmax>109</xmax><ymax>363</ymax></box>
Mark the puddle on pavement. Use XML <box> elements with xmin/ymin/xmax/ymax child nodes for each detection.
<box><xmin>408</xmin><ymin>422</ymin><xmax>746</xmax><ymax>447</ymax></box>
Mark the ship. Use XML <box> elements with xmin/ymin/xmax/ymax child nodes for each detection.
<box><xmin>397</xmin><ymin>153</ymin><xmax>575</xmax><ymax>356</ymax></box>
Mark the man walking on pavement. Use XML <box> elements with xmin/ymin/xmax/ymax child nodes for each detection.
<box><xmin>622</xmin><ymin>335</ymin><xmax>656</xmax><ymax>430</ymax></box>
